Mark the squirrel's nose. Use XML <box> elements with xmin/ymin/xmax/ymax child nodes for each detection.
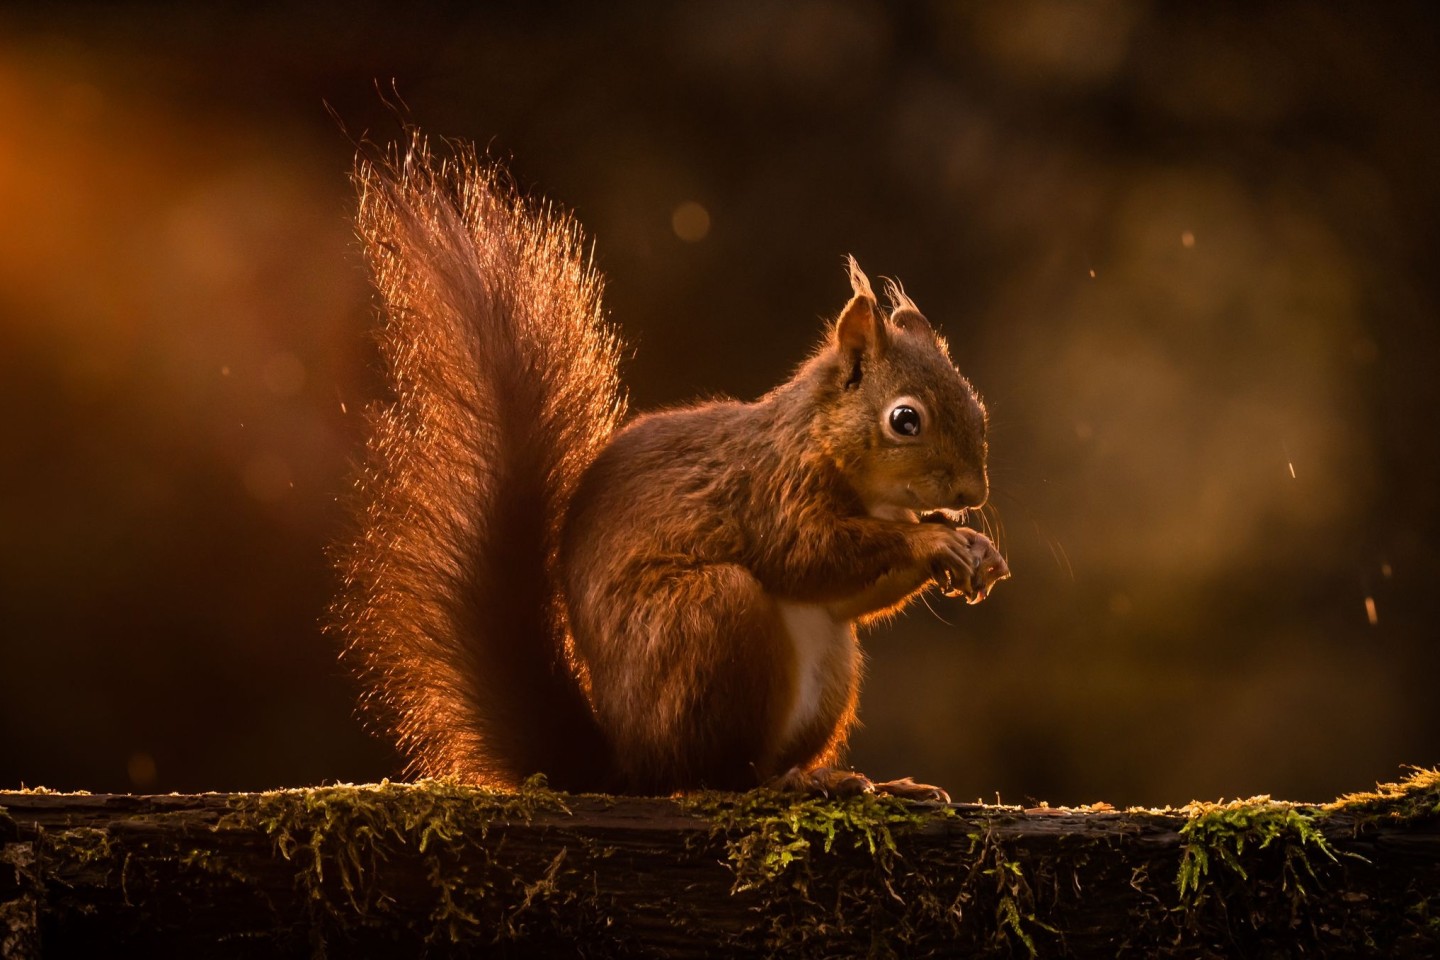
<box><xmin>952</xmin><ymin>476</ymin><xmax>988</xmax><ymax>510</ymax></box>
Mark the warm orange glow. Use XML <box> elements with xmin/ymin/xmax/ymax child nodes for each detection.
<box><xmin>0</xmin><ymin>4</ymin><xmax>1433</xmax><ymax>808</ymax></box>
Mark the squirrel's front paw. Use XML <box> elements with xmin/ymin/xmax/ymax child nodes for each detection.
<box><xmin>933</xmin><ymin>528</ymin><xmax>1010</xmax><ymax>604</ymax></box>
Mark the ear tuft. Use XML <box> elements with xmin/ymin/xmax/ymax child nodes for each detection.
<box><xmin>846</xmin><ymin>255</ymin><xmax>876</xmax><ymax>302</ymax></box>
<box><xmin>883</xmin><ymin>277</ymin><xmax>934</xmax><ymax>336</ymax></box>
<box><xmin>881</xmin><ymin>276</ymin><xmax>919</xmax><ymax>316</ymax></box>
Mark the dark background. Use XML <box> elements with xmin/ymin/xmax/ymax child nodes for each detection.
<box><xmin>2</xmin><ymin>3</ymin><xmax>1437</xmax><ymax>807</ymax></box>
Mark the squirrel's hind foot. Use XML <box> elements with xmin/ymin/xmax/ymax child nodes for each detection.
<box><xmin>871</xmin><ymin>776</ymin><xmax>951</xmax><ymax>803</ymax></box>
<box><xmin>770</xmin><ymin>766</ymin><xmax>950</xmax><ymax>803</ymax></box>
<box><xmin>770</xmin><ymin>765</ymin><xmax>872</xmax><ymax>797</ymax></box>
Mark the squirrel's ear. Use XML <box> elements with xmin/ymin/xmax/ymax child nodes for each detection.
<box><xmin>882</xmin><ymin>277</ymin><xmax>933</xmax><ymax>336</ymax></box>
<box><xmin>835</xmin><ymin>256</ymin><xmax>888</xmax><ymax>363</ymax></box>
<box><xmin>834</xmin><ymin>294</ymin><xmax>887</xmax><ymax>360</ymax></box>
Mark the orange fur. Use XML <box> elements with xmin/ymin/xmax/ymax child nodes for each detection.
<box><xmin>334</xmin><ymin>134</ymin><xmax>1007</xmax><ymax>794</ymax></box>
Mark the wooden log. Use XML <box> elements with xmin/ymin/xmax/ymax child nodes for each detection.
<box><xmin>2</xmin><ymin>772</ymin><xmax>1438</xmax><ymax>958</ymax></box>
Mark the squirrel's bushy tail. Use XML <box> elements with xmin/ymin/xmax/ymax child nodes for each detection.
<box><xmin>334</xmin><ymin>134</ymin><xmax>625</xmax><ymax>789</ymax></box>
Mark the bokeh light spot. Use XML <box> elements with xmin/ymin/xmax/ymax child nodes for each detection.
<box><xmin>127</xmin><ymin>752</ymin><xmax>157</xmax><ymax>788</ymax></box>
<box><xmin>671</xmin><ymin>201</ymin><xmax>711</xmax><ymax>242</ymax></box>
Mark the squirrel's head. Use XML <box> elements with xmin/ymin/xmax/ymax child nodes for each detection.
<box><xmin>813</xmin><ymin>257</ymin><xmax>988</xmax><ymax>520</ymax></box>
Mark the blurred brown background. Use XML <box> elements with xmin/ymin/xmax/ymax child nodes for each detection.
<box><xmin>1</xmin><ymin>3</ymin><xmax>1436</xmax><ymax>807</ymax></box>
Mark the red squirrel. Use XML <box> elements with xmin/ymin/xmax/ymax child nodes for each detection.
<box><xmin>333</xmin><ymin>135</ymin><xmax>1009</xmax><ymax>800</ymax></box>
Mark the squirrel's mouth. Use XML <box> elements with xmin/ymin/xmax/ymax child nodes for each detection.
<box><xmin>868</xmin><ymin>506</ymin><xmax>969</xmax><ymax>526</ymax></box>
<box><xmin>868</xmin><ymin>489</ymin><xmax>972</xmax><ymax>526</ymax></box>
<box><xmin>919</xmin><ymin>508</ymin><xmax>968</xmax><ymax>529</ymax></box>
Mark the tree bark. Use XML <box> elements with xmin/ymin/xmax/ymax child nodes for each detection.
<box><xmin>2</xmin><ymin>776</ymin><xmax>1438</xmax><ymax>958</ymax></box>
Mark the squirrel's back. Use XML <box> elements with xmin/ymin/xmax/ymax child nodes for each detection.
<box><xmin>332</xmin><ymin>135</ymin><xmax>625</xmax><ymax>789</ymax></box>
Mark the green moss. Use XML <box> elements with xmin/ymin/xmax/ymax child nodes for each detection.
<box><xmin>679</xmin><ymin>790</ymin><xmax>951</xmax><ymax>953</ymax></box>
<box><xmin>970</xmin><ymin>825</ymin><xmax>1056</xmax><ymax>958</ymax></box>
<box><xmin>1176</xmin><ymin>796</ymin><xmax>1337</xmax><ymax>902</ymax></box>
<box><xmin>683</xmin><ymin>790</ymin><xmax>1058</xmax><ymax>956</ymax></box>
<box><xmin>681</xmin><ymin>789</ymin><xmax>935</xmax><ymax>893</ymax></box>
<box><xmin>1168</xmin><ymin>769</ymin><xmax>1440</xmax><ymax>912</ymax></box>
<box><xmin>10</xmin><ymin>768</ymin><xmax>1438</xmax><ymax>955</ymax></box>
<box><xmin>225</xmin><ymin>775</ymin><xmax>582</xmax><ymax>944</ymax></box>
<box><xmin>1328</xmin><ymin>766</ymin><xmax>1440</xmax><ymax>821</ymax></box>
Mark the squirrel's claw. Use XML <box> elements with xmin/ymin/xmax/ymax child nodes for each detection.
<box><xmin>872</xmin><ymin>777</ymin><xmax>951</xmax><ymax>804</ymax></box>
<box><xmin>941</xmin><ymin>530</ymin><xmax>1009</xmax><ymax>603</ymax></box>
<box><xmin>771</xmin><ymin>768</ymin><xmax>950</xmax><ymax>804</ymax></box>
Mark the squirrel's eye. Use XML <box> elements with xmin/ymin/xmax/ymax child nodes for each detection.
<box><xmin>889</xmin><ymin>405</ymin><xmax>922</xmax><ymax>437</ymax></box>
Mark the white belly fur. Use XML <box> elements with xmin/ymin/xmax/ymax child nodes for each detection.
<box><xmin>776</xmin><ymin>602</ymin><xmax>850</xmax><ymax>747</ymax></box>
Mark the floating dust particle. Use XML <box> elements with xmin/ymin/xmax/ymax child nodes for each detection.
<box><xmin>1088</xmin><ymin>268</ymin><xmax>1096</xmax><ymax>278</ymax></box>
<box><xmin>1380</xmin><ymin>561</ymin><xmax>1393</xmax><ymax>578</ymax></box>
<box><xmin>1288</xmin><ymin>462</ymin><xmax>1296</xmax><ymax>479</ymax></box>
<box><xmin>340</xmin><ymin>401</ymin><xmax>348</xmax><ymax>414</ymax></box>
<box><xmin>1364</xmin><ymin>596</ymin><xmax>1378</xmax><ymax>625</ymax></box>
<box><xmin>1181</xmin><ymin>230</ymin><xmax>1195</xmax><ymax>248</ymax></box>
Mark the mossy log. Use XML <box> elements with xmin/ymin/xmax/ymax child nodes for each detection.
<box><xmin>2</xmin><ymin>772</ymin><xmax>1438</xmax><ymax>958</ymax></box>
